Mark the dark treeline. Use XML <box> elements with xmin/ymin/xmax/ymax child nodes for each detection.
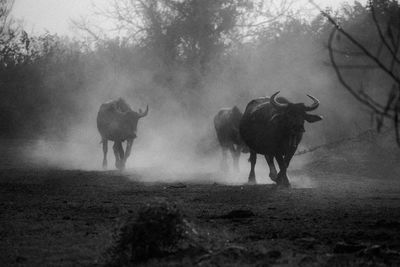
<box><xmin>0</xmin><ymin>0</ymin><xmax>399</xmax><ymax>147</ymax></box>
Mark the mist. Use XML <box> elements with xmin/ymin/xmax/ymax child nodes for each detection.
<box><xmin>3</xmin><ymin>0</ymin><xmax>394</xmax><ymax>188</ymax></box>
<box><xmin>24</xmin><ymin>34</ymin><xmax>357</xmax><ymax>188</ymax></box>
<box><xmin>6</xmin><ymin>3</ymin><xmax>400</xmax><ymax>266</ymax></box>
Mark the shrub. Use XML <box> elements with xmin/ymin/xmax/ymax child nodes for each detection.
<box><xmin>107</xmin><ymin>201</ymin><xmax>188</xmax><ymax>265</ymax></box>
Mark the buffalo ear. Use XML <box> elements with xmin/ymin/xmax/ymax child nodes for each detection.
<box><xmin>304</xmin><ymin>114</ymin><xmax>323</xmax><ymax>123</ymax></box>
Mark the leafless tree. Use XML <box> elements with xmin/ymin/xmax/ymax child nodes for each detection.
<box><xmin>310</xmin><ymin>0</ymin><xmax>400</xmax><ymax>145</ymax></box>
<box><xmin>233</xmin><ymin>0</ymin><xmax>300</xmax><ymax>41</ymax></box>
<box><xmin>0</xmin><ymin>0</ymin><xmax>21</xmax><ymax>64</ymax></box>
<box><xmin>73</xmin><ymin>0</ymin><xmax>297</xmax><ymax>46</ymax></box>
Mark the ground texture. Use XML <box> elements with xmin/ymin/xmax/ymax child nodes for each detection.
<box><xmin>1</xmin><ymin>137</ymin><xmax>400</xmax><ymax>266</ymax></box>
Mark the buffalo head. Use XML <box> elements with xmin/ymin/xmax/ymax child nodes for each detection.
<box><xmin>270</xmin><ymin>91</ymin><xmax>322</xmax><ymax>148</ymax></box>
<box><xmin>115</xmin><ymin>104</ymin><xmax>149</xmax><ymax>139</ymax></box>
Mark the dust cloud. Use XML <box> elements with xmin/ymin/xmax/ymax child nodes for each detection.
<box><xmin>25</xmin><ymin>12</ymin><xmax>375</xmax><ymax>188</ymax></box>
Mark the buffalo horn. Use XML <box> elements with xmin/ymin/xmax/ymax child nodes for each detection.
<box><xmin>138</xmin><ymin>105</ymin><xmax>149</xmax><ymax>118</ymax></box>
<box><xmin>270</xmin><ymin>91</ymin><xmax>288</xmax><ymax>109</ymax></box>
<box><xmin>304</xmin><ymin>94</ymin><xmax>320</xmax><ymax>111</ymax></box>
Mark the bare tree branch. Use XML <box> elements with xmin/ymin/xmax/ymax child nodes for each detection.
<box><xmin>322</xmin><ymin>61</ymin><xmax>381</xmax><ymax>69</ymax></box>
<box><xmin>310</xmin><ymin>0</ymin><xmax>400</xmax><ymax>146</ymax></box>
<box><xmin>310</xmin><ymin>0</ymin><xmax>400</xmax><ymax>85</ymax></box>
<box><xmin>370</xmin><ymin>3</ymin><xmax>400</xmax><ymax>66</ymax></box>
<box><xmin>324</xmin><ymin>46</ymin><xmax>369</xmax><ymax>57</ymax></box>
<box><xmin>327</xmin><ymin>28</ymin><xmax>392</xmax><ymax>117</ymax></box>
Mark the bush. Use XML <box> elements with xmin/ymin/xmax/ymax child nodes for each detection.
<box><xmin>107</xmin><ymin>201</ymin><xmax>188</xmax><ymax>265</ymax></box>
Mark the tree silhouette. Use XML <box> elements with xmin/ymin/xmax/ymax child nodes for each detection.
<box><xmin>311</xmin><ymin>0</ymin><xmax>400</xmax><ymax>145</ymax></box>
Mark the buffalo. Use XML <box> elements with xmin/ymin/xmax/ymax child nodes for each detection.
<box><xmin>214</xmin><ymin>106</ymin><xmax>248</xmax><ymax>171</ymax></box>
<box><xmin>97</xmin><ymin>98</ymin><xmax>148</xmax><ymax>170</ymax></box>
<box><xmin>239</xmin><ymin>92</ymin><xmax>322</xmax><ymax>186</ymax></box>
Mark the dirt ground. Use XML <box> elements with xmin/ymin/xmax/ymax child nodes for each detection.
<box><xmin>1</xmin><ymin>137</ymin><xmax>400</xmax><ymax>266</ymax></box>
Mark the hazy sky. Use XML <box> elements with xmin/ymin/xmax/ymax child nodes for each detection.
<box><xmin>12</xmin><ymin>0</ymin><xmax>366</xmax><ymax>37</ymax></box>
<box><xmin>12</xmin><ymin>0</ymin><xmax>108</xmax><ymax>36</ymax></box>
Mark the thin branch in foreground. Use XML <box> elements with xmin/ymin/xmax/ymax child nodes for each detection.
<box><xmin>309</xmin><ymin>0</ymin><xmax>400</xmax><ymax>85</ymax></box>
<box><xmin>322</xmin><ymin>62</ymin><xmax>380</xmax><ymax>69</ymax></box>
<box><xmin>327</xmin><ymin>28</ymin><xmax>391</xmax><ymax>117</ymax></box>
<box><xmin>324</xmin><ymin>46</ymin><xmax>369</xmax><ymax>57</ymax></box>
<box><xmin>370</xmin><ymin>4</ymin><xmax>400</xmax><ymax>66</ymax></box>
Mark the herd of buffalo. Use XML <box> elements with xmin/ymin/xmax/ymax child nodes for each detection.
<box><xmin>96</xmin><ymin>92</ymin><xmax>322</xmax><ymax>187</ymax></box>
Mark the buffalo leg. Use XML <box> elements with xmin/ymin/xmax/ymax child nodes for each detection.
<box><xmin>116</xmin><ymin>142</ymin><xmax>125</xmax><ymax>170</ymax></box>
<box><xmin>265</xmin><ymin>155</ymin><xmax>277</xmax><ymax>182</ymax></box>
<box><xmin>113</xmin><ymin>142</ymin><xmax>122</xmax><ymax>169</ymax></box>
<box><xmin>220</xmin><ymin>147</ymin><xmax>228</xmax><ymax>172</ymax></box>
<box><xmin>248</xmin><ymin>151</ymin><xmax>257</xmax><ymax>184</ymax></box>
<box><xmin>122</xmin><ymin>139</ymin><xmax>134</xmax><ymax>168</ymax></box>
<box><xmin>284</xmin><ymin>151</ymin><xmax>295</xmax><ymax>169</ymax></box>
<box><xmin>275</xmin><ymin>154</ymin><xmax>290</xmax><ymax>187</ymax></box>
<box><xmin>230</xmin><ymin>145</ymin><xmax>240</xmax><ymax>172</ymax></box>
<box><xmin>102</xmin><ymin>138</ymin><xmax>108</xmax><ymax>169</ymax></box>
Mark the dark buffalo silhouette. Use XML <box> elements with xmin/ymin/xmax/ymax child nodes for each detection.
<box><xmin>239</xmin><ymin>92</ymin><xmax>322</xmax><ymax>186</ymax></box>
<box><xmin>97</xmin><ymin>98</ymin><xmax>148</xmax><ymax>170</ymax></box>
<box><xmin>214</xmin><ymin>106</ymin><xmax>248</xmax><ymax>171</ymax></box>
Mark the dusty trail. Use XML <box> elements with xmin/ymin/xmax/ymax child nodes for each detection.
<box><xmin>1</xmin><ymin>139</ymin><xmax>400</xmax><ymax>266</ymax></box>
